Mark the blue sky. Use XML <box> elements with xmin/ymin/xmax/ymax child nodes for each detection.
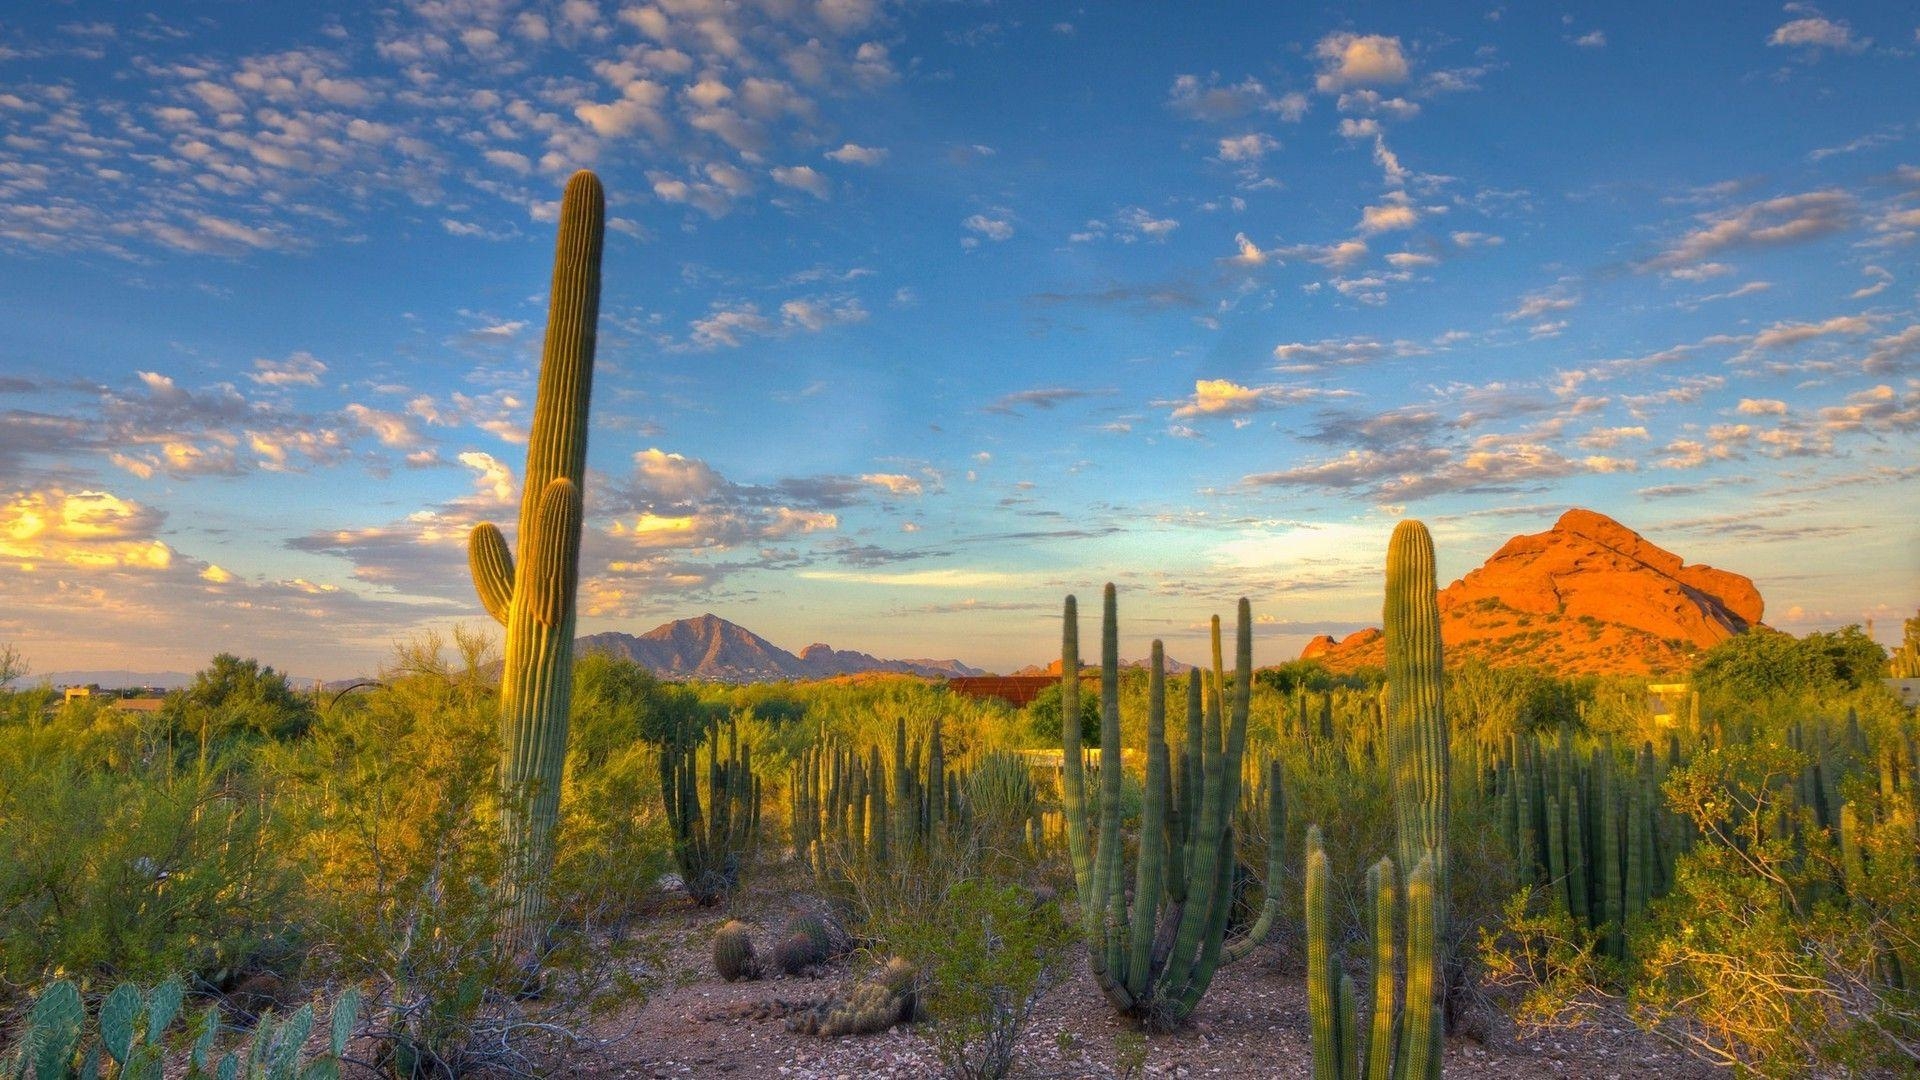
<box><xmin>1</xmin><ymin>1</ymin><xmax>1916</xmax><ymax>678</ymax></box>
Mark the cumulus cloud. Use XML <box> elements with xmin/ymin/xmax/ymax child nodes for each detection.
<box><xmin>1217</xmin><ymin>133</ymin><xmax>1279</xmax><ymax>161</ymax></box>
<box><xmin>824</xmin><ymin>142</ymin><xmax>887</xmax><ymax>165</ymax></box>
<box><xmin>1359</xmin><ymin>200</ymin><xmax>1419</xmax><ymax>233</ymax></box>
<box><xmin>1313</xmin><ymin>33</ymin><xmax>1410</xmax><ymax>92</ymax></box>
<box><xmin>1768</xmin><ymin>17</ymin><xmax>1869</xmax><ymax>52</ymax></box>
<box><xmin>0</xmin><ymin>488</ymin><xmax>172</xmax><ymax>571</ymax></box>
<box><xmin>1166</xmin><ymin>378</ymin><xmax>1335</xmax><ymax>420</ymax></box>
<box><xmin>962</xmin><ymin>213</ymin><xmax>1014</xmax><ymax>243</ymax></box>
<box><xmin>771</xmin><ymin>164</ymin><xmax>831</xmax><ymax>199</ymax></box>
<box><xmin>859</xmin><ymin>473</ymin><xmax>923</xmax><ymax>496</ymax></box>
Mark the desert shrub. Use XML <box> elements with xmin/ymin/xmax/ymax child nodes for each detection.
<box><xmin>165</xmin><ymin>653</ymin><xmax>318</xmax><ymax>757</ymax></box>
<box><xmin>268</xmin><ymin>629</ymin><xmax>514</xmax><ymax>1075</ymax></box>
<box><xmin>1477</xmin><ymin>889</ymin><xmax>1611</xmax><ymax>1031</ymax></box>
<box><xmin>1024</xmin><ymin>681</ymin><xmax>1098</xmax><ymax>746</ymax></box>
<box><xmin>274</xmin><ymin>629</ymin><xmax>652</xmax><ymax>1077</ymax></box>
<box><xmin>0</xmin><ymin>694</ymin><xmax>300</xmax><ymax>1004</ymax></box>
<box><xmin>869</xmin><ymin>870</ymin><xmax>1070</xmax><ymax>1079</ymax></box>
<box><xmin>1607</xmin><ymin>736</ymin><xmax>1920</xmax><ymax>1075</ymax></box>
<box><xmin>1692</xmin><ymin>625</ymin><xmax>1885</xmax><ymax>703</ymax></box>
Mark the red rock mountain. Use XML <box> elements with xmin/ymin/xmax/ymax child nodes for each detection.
<box><xmin>1300</xmin><ymin>509</ymin><xmax>1763</xmax><ymax>676</ymax></box>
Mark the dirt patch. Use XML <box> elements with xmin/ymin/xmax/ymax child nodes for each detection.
<box><xmin>576</xmin><ymin>885</ymin><xmax>1719</xmax><ymax>1080</ymax></box>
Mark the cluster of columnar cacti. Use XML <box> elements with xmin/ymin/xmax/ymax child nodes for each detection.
<box><xmin>1306</xmin><ymin>829</ymin><xmax>1440</xmax><ymax>1080</ymax></box>
<box><xmin>1835</xmin><ymin>736</ymin><xmax>1917</xmax><ymax>993</ymax></box>
<box><xmin>1266</xmin><ymin>684</ymin><xmax>1391</xmax><ymax>775</ymax></box>
<box><xmin>1306</xmin><ymin>520</ymin><xmax>1449</xmax><ymax>1080</ymax></box>
<box><xmin>1058</xmin><ymin>586</ymin><xmax>1284</xmax><ymax>1027</ymax></box>
<box><xmin>661</xmin><ymin>717</ymin><xmax>761</xmax><ymax>905</ymax></box>
<box><xmin>2</xmin><ymin>978</ymin><xmax>361</xmax><ymax>1080</ymax></box>
<box><xmin>466</xmin><ymin>170</ymin><xmax>604</xmax><ymax>957</ymax></box>
<box><xmin>1494</xmin><ymin>729</ymin><xmax>1681</xmax><ymax>958</ymax></box>
<box><xmin>789</xmin><ymin>712</ymin><xmax>1000</xmax><ymax>879</ymax></box>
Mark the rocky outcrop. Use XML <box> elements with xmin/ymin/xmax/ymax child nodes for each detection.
<box><xmin>1303</xmin><ymin>509</ymin><xmax>1763</xmax><ymax>676</ymax></box>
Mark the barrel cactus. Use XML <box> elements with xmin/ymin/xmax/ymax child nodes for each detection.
<box><xmin>713</xmin><ymin>921</ymin><xmax>761</xmax><ymax>982</ymax></box>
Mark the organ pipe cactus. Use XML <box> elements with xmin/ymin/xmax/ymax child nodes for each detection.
<box><xmin>661</xmin><ymin>717</ymin><xmax>759</xmax><ymax>904</ymax></box>
<box><xmin>467</xmin><ymin>169</ymin><xmax>603</xmax><ymax>958</ymax></box>
<box><xmin>1060</xmin><ymin>586</ymin><xmax>1282</xmax><ymax>1027</ymax></box>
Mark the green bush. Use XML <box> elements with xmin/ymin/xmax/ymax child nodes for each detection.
<box><xmin>0</xmin><ymin>697</ymin><xmax>299</xmax><ymax>1002</ymax></box>
<box><xmin>874</xmin><ymin>875</ymin><xmax>1070</xmax><ymax>1079</ymax></box>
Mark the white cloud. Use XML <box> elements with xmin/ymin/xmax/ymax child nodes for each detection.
<box><xmin>1313</xmin><ymin>33</ymin><xmax>1410</xmax><ymax>92</ymax></box>
<box><xmin>1168</xmin><ymin>74</ymin><xmax>1309</xmax><ymax>121</ymax></box>
<box><xmin>1359</xmin><ymin>201</ymin><xmax>1419</xmax><ymax>233</ymax></box>
<box><xmin>1646</xmin><ymin>190</ymin><xmax>1854</xmax><ymax>273</ymax></box>
<box><xmin>1768</xmin><ymin>17</ymin><xmax>1868</xmax><ymax>52</ymax></box>
<box><xmin>771</xmin><ymin>164</ymin><xmax>831</xmax><ymax>199</ymax></box>
<box><xmin>1217</xmin><ymin>133</ymin><xmax>1278</xmax><ymax>162</ymax></box>
<box><xmin>249</xmin><ymin>352</ymin><xmax>327</xmax><ymax>387</ymax></box>
<box><xmin>1167</xmin><ymin>378</ymin><xmax>1333</xmax><ymax>419</ymax></box>
<box><xmin>825</xmin><ymin>142</ymin><xmax>887</xmax><ymax>165</ymax></box>
<box><xmin>962</xmin><ymin>213</ymin><xmax>1014</xmax><ymax>243</ymax></box>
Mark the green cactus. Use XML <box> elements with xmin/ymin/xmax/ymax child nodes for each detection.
<box><xmin>788</xmin><ymin>958</ymin><xmax>920</xmax><ymax>1037</ymax></box>
<box><xmin>1400</xmin><ymin>855</ymin><xmax>1441</xmax><ymax>1080</ymax></box>
<box><xmin>1</xmin><ymin>980</ymin><xmax>359</xmax><ymax>1080</ymax></box>
<box><xmin>1307</xmin><ymin>827</ymin><xmax>1341</xmax><ymax>1080</ymax></box>
<box><xmin>775</xmin><ymin>931</ymin><xmax>824</xmax><ymax>976</ymax></box>
<box><xmin>714</xmin><ymin>921</ymin><xmax>761</xmax><ymax>982</ymax></box>
<box><xmin>466</xmin><ymin>170</ymin><xmax>603</xmax><ymax>956</ymax></box>
<box><xmin>967</xmin><ymin>747</ymin><xmax>1038</xmax><ymax>845</ymax></box>
<box><xmin>1059</xmin><ymin>587</ymin><xmax>1282</xmax><ymax>1027</ymax></box>
<box><xmin>660</xmin><ymin>717</ymin><xmax>759</xmax><ymax>905</ymax></box>
<box><xmin>1385</xmin><ymin>520</ymin><xmax>1449</xmax><ymax>892</ymax></box>
<box><xmin>1384</xmin><ymin>519</ymin><xmax>1447</xmax><ymax>1078</ymax></box>
<box><xmin>1366</xmin><ymin>858</ymin><xmax>1399</xmax><ymax>1080</ymax></box>
<box><xmin>1599</xmin><ymin>736</ymin><xmax>1624</xmax><ymax>958</ymax></box>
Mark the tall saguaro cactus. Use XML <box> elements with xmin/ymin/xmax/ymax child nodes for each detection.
<box><xmin>1384</xmin><ymin>519</ymin><xmax>1449</xmax><ymax>1079</ymax></box>
<box><xmin>467</xmin><ymin>169</ymin><xmax>604</xmax><ymax>958</ymax></box>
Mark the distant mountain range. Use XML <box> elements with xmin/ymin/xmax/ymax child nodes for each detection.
<box><xmin>577</xmin><ymin>613</ymin><xmax>984</xmax><ymax>683</ymax></box>
<box><xmin>6</xmin><ymin>615</ymin><xmax>984</xmax><ymax>691</ymax></box>
<box><xmin>5</xmin><ymin>669</ymin><xmax>199</xmax><ymax>691</ymax></box>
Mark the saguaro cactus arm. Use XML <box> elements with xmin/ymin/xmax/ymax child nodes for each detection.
<box><xmin>469</xmin><ymin>523</ymin><xmax>514</xmax><ymax>625</ymax></box>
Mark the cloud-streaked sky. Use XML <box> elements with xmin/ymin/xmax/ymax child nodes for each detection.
<box><xmin>2</xmin><ymin>2</ymin><xmax>1916</xmax><ymax>678</ymax></box>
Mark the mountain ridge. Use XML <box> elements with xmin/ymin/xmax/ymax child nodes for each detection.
<box><xmin>577</xmin><ymin>613</ymin><xmax>983</xmax><ymax>683</ymax></box>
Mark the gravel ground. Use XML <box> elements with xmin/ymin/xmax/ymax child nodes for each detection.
<box><xmin>577</xmin><ymin>882</ymin><xmax>1721</xmax><ymax>1080</ymax></box>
